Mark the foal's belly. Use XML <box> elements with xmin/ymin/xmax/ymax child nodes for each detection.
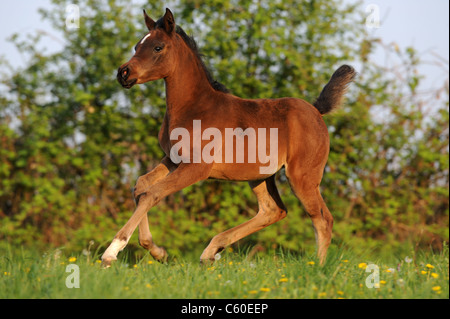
<box><xmin>208</xmin><ymin>161</ymin><xmax>284</xmax><ymax>181</ymax></box>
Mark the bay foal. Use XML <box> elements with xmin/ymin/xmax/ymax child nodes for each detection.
<box><xmin>101</xmin><ymin>9</ymin><xmax>356</xmax><ymax>267</ymax></box>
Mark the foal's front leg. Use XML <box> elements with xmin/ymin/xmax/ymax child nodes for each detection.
<box><xmin>134</xmin><ymin>157</ymin><xmax>176</xmax><ymax>262</ymax></box>
<box><xmin>101</xmin><ymin>163</ymin><xmax>211</xmax><ymax>267</ymax></box>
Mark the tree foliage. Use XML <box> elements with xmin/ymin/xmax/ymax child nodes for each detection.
<box><xmin>0</xmin><ymin>0</ymin><xmax>448</xmax><ymax>256</ymax></box>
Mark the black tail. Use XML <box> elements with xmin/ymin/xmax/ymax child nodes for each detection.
<box><xmin>313</xmin><ymin>65</ymin><xmax>356</xmax><ymax>115</ymax></box>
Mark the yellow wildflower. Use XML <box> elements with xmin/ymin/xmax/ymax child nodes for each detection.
<box><xmin>358</xmin><ymin>263</ymin><xmax>368</xmax><ymax>269</ymax></box>
<box><xmin>279</xmin><ymin>278</ymin><xmax>288</xmax><ymax>283</ymax></box>
<box><xmin>248</xmin><ymin>290</ymin><xmax>258</xmax><ymax>294</ymax></box>
<box><xmin>431</xmin><ymin>273</ymin><xmax>439</xmax><ymax>279</ymax></box>
<box><xmin>260</xmin><ymin>287</ymin><xmax>271</xmax><ymax>292</ymax></box>
<box><xmin>426</xmin><ymin>264</ymin><xmax>434</xmax><ymax>269</ymax></box>
<box><xmin>68</xmin><ymin>257</ymin><xmax>77</xmax><ymax>263</ymax></box>
<box><xmin>307</xmin><ymin>261</ymin><xmax>315</xmax><ymax>266</ymax></box>
<box><xmin>432</xmin><ymin>286</ymin><xmax>441</xmax><ymax>292</ymax></box>
<box><xmin>420</xmin><ymin>270</ymin><xmax>427</xmax><ymax>275</ymax></box>
<box><xmin>380</xmin><ymin>280</ymin><xmax>387</xmax><ymax>285</ymax></box>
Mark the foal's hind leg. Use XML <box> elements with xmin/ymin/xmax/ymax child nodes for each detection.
<box><xmin>200</xmin><ymin>175</ymin><xmax>287</xmax><ymax>263</ymax></box>
<box><xmin>286</xmin><ymin>166</ymin><xmax>333</xmax><ymax>265</ymax></box>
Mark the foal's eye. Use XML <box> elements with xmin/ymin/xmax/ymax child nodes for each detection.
<box><xmin>154</xmin><ymin>46</ymin><xmax>163</xmax><ymax>53</ymax></box>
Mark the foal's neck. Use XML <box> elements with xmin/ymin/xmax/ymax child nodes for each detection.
<box><xmin>164</xmin><ymin>41</ymin><xmax>217</xmax><ymax>117</ymax></box>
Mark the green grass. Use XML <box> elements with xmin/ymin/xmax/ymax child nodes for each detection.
<box><xmin>0</xmin><ymin>244</ymin><xmax>448</xmax><ymax>299</ymax></box>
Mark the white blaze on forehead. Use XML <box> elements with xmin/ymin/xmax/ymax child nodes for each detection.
<box><xmin>140</xmin><ymin>32</ymin><xmax>152</xmax><ymax>44</ymax></box>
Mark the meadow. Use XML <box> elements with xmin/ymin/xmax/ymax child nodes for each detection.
<box><xmin>1</xmin><ymin>244</ymin><xmax>448</xmax><ymax>299</ymax></box>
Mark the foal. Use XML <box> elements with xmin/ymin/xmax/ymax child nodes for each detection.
<box><xmin>101</xmin><ymin>8</ymin><xmax>356</xmax><ymax>267</ymax></box>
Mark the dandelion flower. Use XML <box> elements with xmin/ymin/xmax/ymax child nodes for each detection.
<box><xmin>318</xmin><ymin>292</ymin><xmax>327</xmax><ymax>298</ymax></box>
<box><xmin>380</xmin><ymin>280</ymin><xmax>387</xmax><ymax>285</ymax></box>
<box><xmin>358</xmin><ymin>263</ymin><xmax>368</xmax><ymax>269</ymax></box>
<box><xmin>426</xmin><ymin>264</ymin><xmax>434</xmax><ymax>269</ymax></box>
<box><xmin>420</xmin><ymin>271</ymin><xmax>427</xmax><ymax>275</ymax></box>
<box><xmin>341</xmin><ymin>259</ymin><xmax>349</xmax><ymax>263</ymax></box>
<box><xmin>228</xmin><ymin>261</ymin><xmax>233</xmax><ymax>266</ymax></box>
<box><xmin>248</xmin><ymin>290</ymin><xmax>258</xmax><ymax>294</ymax></box>
<box><xmin>279</xmin><ymin>278</ymin><xmax>288</xmax><ymax>283</ymax></box>
<box><xmin>260</xmin><ymin>287</ymin><xmax>271</xmax><ymax>292</ymax></box>
<box><xmin>432</xmin><ymin>286</ymin><xmax>441</xmax><ymax>292</ymax></box>
<box><xmin>431</xmin><ymin>273</ymin><xmax>439</xmax><ymax>279</ymax></box>
<box><xmin>337</xmin><ymin>291</ymin><xmax>344</xmax><ymax>295</ymax></box>
<box><xmin>68</xmin><ymin>257</ymin><xmax>77</xmax><ymax>263</ymax></box>
<box><xmin>307</xmin><ymin>261</ymin><xmax>315</xmax><ymax>266</ymax></box>
<box><xmin>148</xmin><ymin>261</ymin><xmax>153</xmax><ymax>265</ymax></box>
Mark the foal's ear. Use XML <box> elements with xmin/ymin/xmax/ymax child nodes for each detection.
<box><xmin>143</xmin><ymin>9</ymin><xmax>156</xmax><ymax>30</ymax></box>
<box><xmin>162</xmin><ymin>8</ymin><xmax>175</xmax><ymax>34</ymax></box>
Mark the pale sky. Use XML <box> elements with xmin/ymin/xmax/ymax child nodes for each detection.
<box><xmin>0</xmin><ymin>0</ymin><xmax>448</xmax><ymax>92</ymax></box>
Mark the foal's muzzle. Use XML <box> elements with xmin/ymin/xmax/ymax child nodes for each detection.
<box><xmin>117</xmin><ymin>66</ymin><xmax>137</xmax><ymax>89</ymax></box>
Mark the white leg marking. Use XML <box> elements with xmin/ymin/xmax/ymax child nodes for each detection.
<box><xmin>102</xmin><ymin>238</ymin><xmax>128</xmax><ymax>262</ymax></box>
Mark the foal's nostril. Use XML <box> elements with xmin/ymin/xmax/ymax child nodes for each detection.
<box><xmin>120</xmin><ymin>67</ymin><xmax>129</xmax><ymax>80</ymax></box>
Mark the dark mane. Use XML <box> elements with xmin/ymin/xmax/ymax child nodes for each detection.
<box><xmin>155</xmin><ymin>18</ymin><xmax>229</xmax><ymax>93</ymax></box>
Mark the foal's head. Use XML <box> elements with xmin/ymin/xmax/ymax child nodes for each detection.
<box><xmin>117</xmin><ymin>9</ymin><xmax>179</xmax><ymax>89</ymax></box>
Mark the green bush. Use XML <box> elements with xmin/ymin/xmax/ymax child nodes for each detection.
<box><xmin>0</xmin><ymin>0</ymin><xmax>448</xmax><ymax>255</ymax></box>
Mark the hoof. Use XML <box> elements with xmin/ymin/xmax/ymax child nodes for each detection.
<box><xmin>101</xmin><ymin>256</ymin><xmax>117</xmax><ymax>269</ymax></box>
<box><xmin>200</xmin><ymin>252</ymin><xmax>221</xmax><ymax>266</ymax></box>
<box><xmin>151</xmin><ymin>246</ymin><xmax>168</xmax><ymax>263</ymax></box>
<box><xmin>199</xmin><ymin>258</ymin><xmax>215</xmax><ymax>266</ymax></box>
